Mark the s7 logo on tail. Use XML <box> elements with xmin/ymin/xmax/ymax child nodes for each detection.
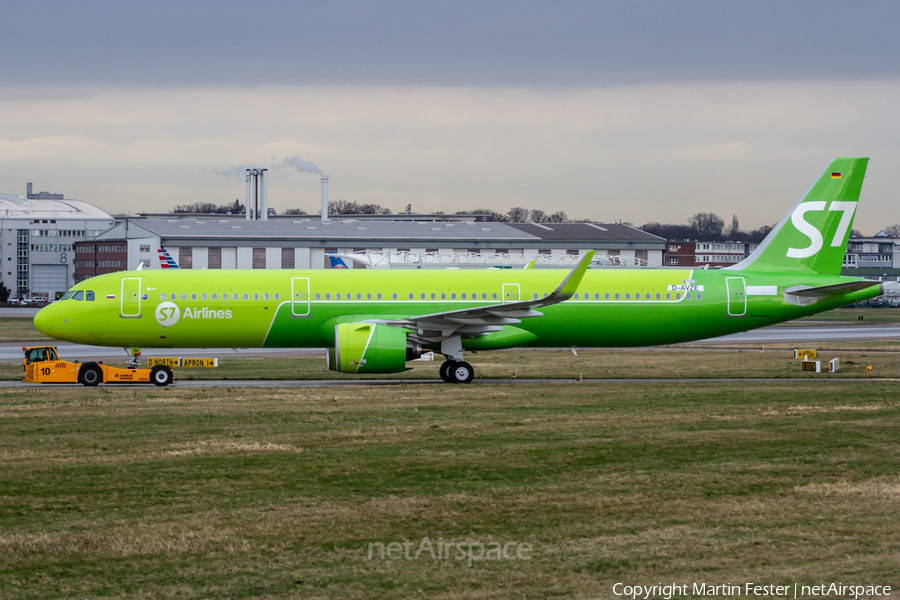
<box><xmin>786</xmin><ymin>201</ymin><xmax>857</xmax><ymax>259</ymax></box>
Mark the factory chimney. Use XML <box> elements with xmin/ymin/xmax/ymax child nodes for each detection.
<box><xmin>244</xmin><ymin>167</ymin><xmax>268</xmax><ymax>220</ymax></box>
<box><xmin>321</xmin><ymin>175</ymin><xmax>329</xmax><ymax>222</ymax></box>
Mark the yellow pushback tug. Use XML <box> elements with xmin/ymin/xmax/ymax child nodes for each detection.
<box><xmin>22</xmin><ymin>346</ymin><xmax>174</xmax><ymax>386</ymax></box>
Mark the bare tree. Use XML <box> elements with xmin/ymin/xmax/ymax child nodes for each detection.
<box><xmin>882</xmin><ymin>224</ymin><xmax>900</xmax><ymax>236</ymax></box>
<box><xmin>357</xmin><ymin>203</ymin><xmax>391</xmax><ymax>215</ymax></box>
<box><xmin>529</xmin><ymin>209</ymin><xmax>548</xmax><ymax>223</ymax></box>
<box><xmin>284</xmin><ymin>208</ymin><xmax>307</xmax><ymax>215</ymax></box>
<box><xmin>507</xmin><ymin>207</ymin><xmax>529</xmax><ymax>223</ymax></box>
<box><xmin>725</xmin><ymin>214</ymin><xmax>740</xmax><ymax>238</ymax></box>
<box><xmin>548</xmin><ymin>211</ymin><xmax>568</xmax><ymax>223</ymax></box>
<box><xmin>688</xmin><ymin>212</ymin><xmax>725</xmax><ymax>241</ymax></box>
<box><xmin>457</xmin><ymin>209</ymin><xmax>509</xmax><ymax>222</ymax></box>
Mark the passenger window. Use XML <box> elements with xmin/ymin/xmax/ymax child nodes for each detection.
<box><xmin>243</xmin><ymin>293</ymin><xmax>248</xmax><ymax>300</ymax></box>
<box><xmin>86</xmin><ymin>291</ymin><xmax>95</xmax><ymax>301</ymax></box>
<box><xmin>676</xmin><ymin>293</ymin><xmax>682</xmax><ymax>300</ymax></box>
<box><xmin>543</xmin><ymin>293</ymin><xmax>548</xmax><ymax>298</ymax></box>
<box><xmin>325</xmin><ymin>293</ymin><xmax>330</xmax><ymax>300</ymax></box>
<box><xmin>182</xmin><ymin>293</ymin><xmax>187</xmax><ymax>300</ymax></box>
<box><xmin>376</xmin><ymin>293</ymin><xmax>382</xmax><ymax>300</ymax></box>
<box><xmin>655</xmin><ymin>293</ymin><xmax>661</xmax><ymax>300</ymax></box>
<box><xmin>625</xmin><ymin>293</ymin><xmax>630</xmax><ymax>299</ymax></box>
<box><xmin>392</xmin><ymin>293</ymin><xmax>397</xmax><ymax>300</ymax></box>
<box><xmin>212</xmin><ymin>293</ymin><xmax>217</xmax><ymax>300</ymax></box>
<box><xmin>356</xmin><ymin>293</ymin><xmax>361</xmax><ymax>300</ymax></box>
<box><xmin>431</xmin><ymin>293</ymin><xmax>436</xmax><ymax>299</ymax></box>
<box><xmin>482</xmin><ymin>293</ymin><xmax>488</xmax><ymax>300</ymax></box>
<box><xmin>160</xmin><ymin>293</ymin><xmax>166</xmax><ymax>300</ymax></box>
<box><xmin>492</xmin><ymin>293</ymin><xmax>497</xmax><ymax>300</ymax></box>
<box><xmin>73</xmin><ymin>291</ymin><xmax>84</xmax><ymax>301</ymax></box>
<box><xmin>533</xmin><ymin>293</ymin><xmax>538</xmax><ymax>299</ymax></box>
<box><xmin>336</xmin><ymin>293</ymin><xmax>342</xmax><ymax>299</ymax></box>
<box><xmin>315</xmin><ymin>293</ymin><xmax>320</xmax><ymax>300</ymax></box>
<box><xmin>574</xmin><ymin>293</ymin><xmax>579</xmax><ymax>299</ymax></box>
<box><xmin>274</xmin><ymin>293</ymin><xmax>280</xmax><ymax>300</ymax></box>
<box><xmin>201</xmin><ymin>293</ymin><xmax>207</xmax><ymax>300</ymax></box>
<box><xmin>666</xmin><ymin>293</ymin><xmax>671</xmax><ymax>300</ymax></box>
<box><xmin>409</xmin><ymin>293</ymin><xmax>414</xmax><ymax>300</ymax></box>
<box><xmin>171</xmin><ymin>294</ymin><xmax>176</xmax><ymax>300</ymax></box>
<box><xmin>451</xmin><ymin>293</ymin><xmax>456</xmax><ymax>299</ymax></box>
<box><xmin>697</xmin><ymin>293</ymin><xmax>702</xmax><ymax>300</ymax></box>
<box><xmin>604</xmin><ymin>293</ymin><xmax>610</xmax><ymax>300</ymax></box>
<box><xmin>366</xmin><ymin>293</ymin><xmax>372</xmax><ymax>300</ymax></box>
<box><xmin>462</xmin><ymin>293</ymin><xmax>467</xmax><ymax>299</ymax></box>
<box><xmin>420</xmin><ymin>293</ymin><xmax>425</xmax><ymax>300</ymax></box>
<box><xmin>441</xmin><ymin>293</ymin><xmax>446</xmax><ymax>300</ymax></box>
<box><xmin>264</xmin><ymin>293</ymin><xmax>269</xmax><ymax>300</ymax></box>
<box><xmin>615</xmin><ymin>293</ymin><xmax>620</xmax><ymax>300</ymax></box>
<box><xmin>191</xmin><ymin>293</ymin><xmax>197</xmax><ymax>300</ymax></box>
<box><xmin>253</xmin><ymin>293</ymin><xmax>259</xmax><ymax>300</ymax></box>
<box><xmin>686</xmin><ymin>293</ymin><xmax>692</xmax><ymax>300</ymax></box>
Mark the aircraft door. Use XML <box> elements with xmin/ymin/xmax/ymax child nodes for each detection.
<box><xmin>502</xmin><ymin>283</ymin><xmax>520</xmax><ymax>303</ymax></box>
<box><xmin>726</xmin><ymin>277</ymin><xmax>747</xmax><ymax>317</ymax></box>
<box><xmin>291</xmin><ymin>277</ymin><xmax>310</xmax><ymax>316</ymax></box>
<box><xmin>120</xmin><ymin>277</ymin><xmax>142</xmax><ymax>318</ymax></box>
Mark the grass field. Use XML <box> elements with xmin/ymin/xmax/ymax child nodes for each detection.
<box><xmin>1</xmin><ymin>380</ymin><xmax>899</xmax><ymax>599</ymax></box>
<box><xmin>2</xmin><ymin>346</ymin><xmax>900</xmax><ymax>383</ymax></box>
<box><xmin>0</xmin><ymin>317</ymin><xmax>50</xmax><ymax>343</ymax></box>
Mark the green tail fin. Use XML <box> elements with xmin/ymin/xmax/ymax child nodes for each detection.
<box><xmin>729</xmin><ymin>157</ymin><xmax>868</xmax><ymax>275</ymax></box>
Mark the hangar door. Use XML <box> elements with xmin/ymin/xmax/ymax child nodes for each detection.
<box><xmin>31</xmin><ymin>265</ymin><xmax>69</xmax><ymax>299</ymax></box>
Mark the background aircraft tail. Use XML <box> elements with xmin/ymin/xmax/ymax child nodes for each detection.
<box><xmin>728</xmin><ymin>157</ymin><xmax>868</xmax><ymax>275</ymax></box>
<box><xmin>158</xmin><ymin>248</ymin><xmax>180</xmax><ymax>269</ymax></box>
<box><xmin>329</xmin><ymin>255</ymin><xmax>349</xmax><ymax>269</ymax></box>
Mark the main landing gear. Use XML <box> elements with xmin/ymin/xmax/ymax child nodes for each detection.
<box><xmin>439</xmin><ymin>360</ymin><xmax>475</xmax><ymax>384</ymax></box>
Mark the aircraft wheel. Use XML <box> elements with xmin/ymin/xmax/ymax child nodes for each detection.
<box><xmin>150</xmin><ymin>365</ymin><xmax>174</xmax><ymax>387</ymax></box>
<box><xmin>439</xmin><ymin>360</ymin><xmax>456</xmax><ymax>383</ymax></box>
<box><xmin>450</xmin><ymin>361</ymin><xmax>475</xmax><ymax>384</ymax></box>
<box><xmin>79</xmin><ymin>365</ymin><xmax>102</xmax><ymax>387</ymax></box>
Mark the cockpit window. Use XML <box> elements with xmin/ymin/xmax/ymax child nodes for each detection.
<box><xmin>72</xmin><ymin>291</ymin><xmax>84</xmax><ymax>301</ymax></box>
<box><xmin>86</xmin><ymin>291</ymin><xmax>95</xmax><ymax>301</ymax></box>
<box><xmin>60</xmin><ymin>291</ymin><xmax>75</xmax><ymax>301</ymax></box>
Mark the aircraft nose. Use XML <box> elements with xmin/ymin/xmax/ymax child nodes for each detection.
<box><xmin>33</xmin><ymin>304</ymin><xmax>56</xmax><ymax>337</ymax></box>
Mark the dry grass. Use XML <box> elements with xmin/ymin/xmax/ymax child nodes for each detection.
<box><xmin>1</xmin><ymin>379</ymin><xmax>899</xmax><ymax>598</ymax></box>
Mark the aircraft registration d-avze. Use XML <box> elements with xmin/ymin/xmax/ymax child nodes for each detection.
<box><xmin>35</xmin><ymin>158</ymin><xmax>885</xmax><ymax>383</ymax></box>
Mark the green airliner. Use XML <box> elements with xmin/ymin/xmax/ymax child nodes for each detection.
<box><xmin>34</xmin><ymin>158</ymin><xmax>884</xmax><ymax>383</ymax></box>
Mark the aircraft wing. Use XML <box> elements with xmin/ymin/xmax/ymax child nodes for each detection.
<box><xmin>379</xmin><ymin>251</ymin><xmax>594</xmax><ymax>343</ymax></box>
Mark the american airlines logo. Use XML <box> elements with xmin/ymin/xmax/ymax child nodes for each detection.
<box><xmin>787</xmin><ymin>201</ymin><xmax>857</xmax><ymax>259</ymax></box>
<box><xmin>155</xmin><ymin>301</ymin><xmax>232</xmax><ymax>327</ymax></box>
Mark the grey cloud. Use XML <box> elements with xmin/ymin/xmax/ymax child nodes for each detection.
<box><xmin>2</xmin><ymin>1</ymin><xmax>900</xmax><ymax>87</ymax></box>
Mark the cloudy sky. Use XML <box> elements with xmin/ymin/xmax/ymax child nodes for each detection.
<box><xmin>2</xmin><ymin>1</ymin><xmax>899</xmax><ymax>232</ymax></box>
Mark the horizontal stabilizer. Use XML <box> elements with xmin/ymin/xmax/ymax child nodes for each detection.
<box><xmin>784</xmin><ymin>279</ymin><xmax>881</xmax><ymax>307</ymax></box>
<box><xmin>788</xmin><ymin>280</ymin><xmax>881</xmax><ymax>297</ymax></box>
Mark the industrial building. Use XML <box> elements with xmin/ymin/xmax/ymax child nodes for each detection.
<box><xmin>73</xmin><ymin>217</ymin><xmax>666</xmax><ymax>274</ymax></box>
<box><xmin>0</xmin><ymin>192</ymin><xmax>115</xmax><ymax>300</ymax></box>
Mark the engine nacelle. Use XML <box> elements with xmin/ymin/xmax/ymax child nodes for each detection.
<box><xmin>327</xmin><ymin>322</ymin><xmax>418</xmax><ymax>374</ymax></box>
